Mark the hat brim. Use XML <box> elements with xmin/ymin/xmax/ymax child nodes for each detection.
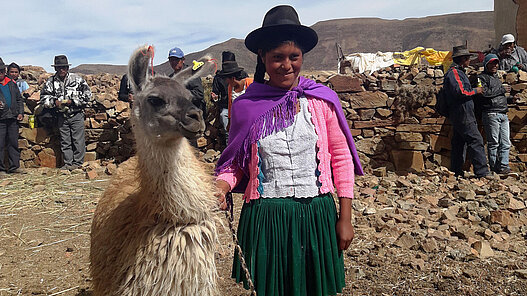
<box><xmin>452</xmin><ymin>53</ymin><xmax>471</xmax><ymax>58</ymax></box>
<box><xmin>52</xmin><ymin>64</ymin><xmax>71</xmax><ymax>67</ymax></box>
<box><xmin>217</xmin><ymin>67</ymin><xmax>244</xmax><ymax>77</ymax></box>
<box><xmin>245</xmin><ymin>24</ymin><xmax>318</xmax><ymax>54</ymax></box>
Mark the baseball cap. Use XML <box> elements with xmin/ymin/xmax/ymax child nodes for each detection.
<box><xmin>168</xmin><ymin>47</ymin><xmax>184</xmax><ymax>58</ymax></box>
<box><xmin>484</xmin><ymin>53</ymin><xmax>499</xmax><ymax>68</ymax></box>
<box><xmin>501</xmin><ymin>34</ymin><xmax>515</xmax><ymax>45</ymax></box>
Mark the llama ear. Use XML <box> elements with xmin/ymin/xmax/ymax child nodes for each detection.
<box><xmin>173</xmin><ymin>55</ymin><xmax>216</xmax><ymax>87</ymax></box>
<box><xmin>128</xmin><ymin>45</ymin><xmax>154</xmax><ymax>93</ymax></box>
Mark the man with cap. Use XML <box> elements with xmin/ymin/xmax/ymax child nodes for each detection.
<box><xmin>444</xmin><ymin>45</ymin><xmax>488</xmax><ymax>178</ymax></box>
<box><xmin>497</xmin><ymin>33</ymin><xmax>527</xmax><ymax>72</ymax></box>
<box><xmin>167</xmin><ymin>47</ymin><xmax>206</xmax><ymax>116</ymax></box>
<box><xmin>40</xmin><ymin>55</ymin><xmax>92</xmax><ymax>170</ymax></box>
<box><xmin>0</xmin><ymin>57</ymin><xmax>24</xmax><ymax>174</ymax></box>
<box><xmin>211</xmin><ymin>51</ymin><xmax>250</xmax><ymax>143</ymax></box>
<box><xmin>477</xmin><ymin>53</ymin><xmax>516</xmax><ymax>175</ymax></box>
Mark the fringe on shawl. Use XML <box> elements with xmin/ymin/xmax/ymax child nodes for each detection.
<box><xmin>215</xmin><ymin>92</ymin><xmax>299</xmax><ymax>176</ymax></box>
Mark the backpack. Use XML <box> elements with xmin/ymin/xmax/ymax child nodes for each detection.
<box><xmin>434</xmin><ymin>87</ymin><xmax>449</xmax><ymax>117</ymax></box>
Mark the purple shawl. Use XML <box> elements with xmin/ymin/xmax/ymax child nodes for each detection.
<box><xmin>215</xmin><ymin>76</ymin><xmax>364</xmax><ymax>193</ymax></box>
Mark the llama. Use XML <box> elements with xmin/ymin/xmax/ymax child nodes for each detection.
<box><xmin>90</xmin><ymin>45</ymin><xmax>219</xmax><ymax>296</ymax></box>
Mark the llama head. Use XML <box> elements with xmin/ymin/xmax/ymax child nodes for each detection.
<box><xmin>128</xmin><ymin>45</ymin><xmax>215</xmax><ymax>144</ymax></box>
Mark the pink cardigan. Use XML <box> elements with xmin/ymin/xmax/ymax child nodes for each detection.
<box><xmin>217</xmin><ymin>97</ymin><xmax>355</xmax><ymax>201</ymax></box>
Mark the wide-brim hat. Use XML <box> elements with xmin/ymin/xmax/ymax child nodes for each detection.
<box><xmin>217</xmin><ymin>61</ymin><xmax>244</xmax><ymax>76</ymax></box>
<box><xmin>52</xmin><ymin>55</ymin><xmax>71</xmax><ymax>67</ymax></box>
<box><xmin>452</xmin><ymin>45</ymin><xmax>471</xmax><ymax>58</ymax></box>
<box><xmin>245</xmin><ymin>5</ymin><xmax>318</xmax><ymax>54</ymax></box>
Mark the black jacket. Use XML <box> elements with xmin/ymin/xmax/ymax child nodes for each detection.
<box><xmin>212</xmin><ymin>70</ymin><xmax>249</xmax><ymax>109</ymax></box>
<box><xmin>212</xmin><ymin>74</ymin><xmax>229</xmax><ymax>109</ymax></box>
<box><xmin>477</xmin><ymin>71</ymin><xmax>509</xmax><ymax>114</ymax></box>
<box><xmin>444</xmin><ymin>62</ymin><xmax>478</xmax><ymax>125</ymax></box>
<box><xmin>185</xmin><ymin>76</ymin><xmax>206</xmax><ymax>115</ymax></box>
<box><xmin>118</xmin><ymin>74</ymin><xmax>133</xmax><ymax>101</ymax></box>
<box><xmin>0</xmin><ymin>79</ymin><xmax>24</xmax><ymax>120</ymax></box>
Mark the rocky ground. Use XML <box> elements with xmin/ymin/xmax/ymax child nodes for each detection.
<box><xmin>0</xmin><ymin>163</ymin><xmax>526</xmax><ymax>295</ymax></box>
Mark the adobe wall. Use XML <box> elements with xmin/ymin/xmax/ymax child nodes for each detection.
<box><xmin>494</xmin><ymin>0</ymin><xmax>519</xmax><ymax>47</ymax></box>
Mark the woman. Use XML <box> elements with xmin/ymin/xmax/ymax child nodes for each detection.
<box><xmin>215</xmin><ymin>5</ymin><xmax>363</xmax><ymax>296</ymax></box>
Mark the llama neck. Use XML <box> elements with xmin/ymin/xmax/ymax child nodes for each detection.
<box><xmin>135</xmin><ymin>136</ymin><xmax>213</xmax><ymax>224</ymax></box>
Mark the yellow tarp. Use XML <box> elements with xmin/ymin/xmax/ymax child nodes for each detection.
<box><xmin>394</xmin><ymin>47</ymin><xmax>452</xmax><ymax>71</ymax></box>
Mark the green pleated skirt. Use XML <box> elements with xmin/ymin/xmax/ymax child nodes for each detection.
<box><xmin>232</xmin><ymin>193</ymin><xmax>345</xmax><ymax>296</ymax></box>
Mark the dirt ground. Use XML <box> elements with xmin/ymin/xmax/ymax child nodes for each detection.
<box><xmin>0</xmin><ymin>167</ymin><xmax>526</xmax><ymax>296</ymax></box>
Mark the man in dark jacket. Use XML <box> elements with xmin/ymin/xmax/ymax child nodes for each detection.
<box><xmin>477</xmin><ymin>54</ymin><xmax>513</xmax><ymax>174</ymax></box>
<box><xmin>167</xmin><ymin>47</ymin><xmax>206</xmax><ymax>116</ymax></box>
<box><xmin>117</xmin><ymin>74</ymin><xmax>133</xmax><ymax>102</ymax></box>
<box><xmin>0</xmin><ymin>58</ymin><xmax>24</xmax><ymax>174</ymax></box>
<box><xmin>444</xmin><ymin>45</ymin><xmax>488</xmax><ymax>178</ymax></box>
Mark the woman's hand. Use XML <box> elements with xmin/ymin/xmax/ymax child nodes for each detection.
<box><xmin>215</xmin><ymin>180</ymin><xmax>231</xmax><ymax>210</ymax></box>
<box><xmin>336</xmin><ymin>218</ymin><xmax>354</xmax><ymax>251</ymax></box>
<box><xmin>337</xmin><ymin>197</ymin><xmax>354</xmax><ymax>250</ymax></box>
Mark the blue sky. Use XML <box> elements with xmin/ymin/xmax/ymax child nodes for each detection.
<box><xmin>1</xmin><ymin>0</ymin><xmax>493</xmax><ymax>72</ymax></box>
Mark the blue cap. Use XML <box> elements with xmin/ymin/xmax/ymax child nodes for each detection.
<box><xmin>168</xmin><ymin>47</ymin><xmax>184</xmax><ymax>58</ymax></box>
<box><xmin>484</xmin><ymin>53</ymin><xmax>499</xmax><ymax>68</ymax></box>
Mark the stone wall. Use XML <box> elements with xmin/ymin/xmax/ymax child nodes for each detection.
<box><xmin>17</xmin><ymin>67</ymin><xmax>224</xmax><ymax>168</ymax></box>
<box><xmin>325</xmin><ymin>64</ymin><xmax>527</xmax><ymax>173</ymax></box>
<box><xmin>19</xmin><ymin>66</ymin><xmax>133</xmax><ymax>168</ymax></box>
<box><xmin>15</xmin><ymin>65</ymin><xmax>527</xmax><ymax>173</ymax></box>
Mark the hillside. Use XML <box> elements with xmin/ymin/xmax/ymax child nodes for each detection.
<box><xmin>71</xmin><ymin>11</ymin><xmax>494</xmax><ymax>75</ymax></box>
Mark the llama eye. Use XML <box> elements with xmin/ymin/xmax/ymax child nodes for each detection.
<box><xmin>147</xmin><ymin>96</ymin><xmax>166</xmax><ymax>108</ymax></box>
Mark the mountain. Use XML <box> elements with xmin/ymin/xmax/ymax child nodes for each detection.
<box><xmin>71</xmin><ymin>11</ymin><xmax>494</xmax><ymax>75</ymax></box>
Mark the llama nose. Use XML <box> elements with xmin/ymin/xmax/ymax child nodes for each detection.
<box><xmin>180</xmin><ymin>106</ymin><xmax>204</xmax><ymax>133</ymax></box>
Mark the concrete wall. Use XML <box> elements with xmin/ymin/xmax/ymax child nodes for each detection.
<box><xmin>494</xmin><ymin>0</ymin><xmax>518</xmax><ymax>47</ymax></box>
<box><xmin>517</xmin><ymin>0</ymin><xmax>527</xmax><ymax>48</ymax></box>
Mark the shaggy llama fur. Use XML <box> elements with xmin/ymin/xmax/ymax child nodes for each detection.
<box><xmin>90</xmin><ymin>45</ymin><xmax>219</xmax><ymax>296</ymax></box>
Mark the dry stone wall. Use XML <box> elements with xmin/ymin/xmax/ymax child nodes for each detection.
<box><xmin>322</xmin><ymin>64</ymin><xmax>527</xmax><ymax>173</ymax></box>
<box><xmin>15</xmin><ymin>65</ymin><xmax>527</xmax><ymax>173</ymax></box>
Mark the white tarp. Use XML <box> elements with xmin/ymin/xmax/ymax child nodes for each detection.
<box><xmin>340</xmin><ymin>51</ymin><xmax>395</xmax><ymax>74</ymax></box>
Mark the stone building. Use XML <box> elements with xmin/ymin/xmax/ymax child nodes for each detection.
<box><xmin>494</xmin><ymin>0</ymin><xmax>526</xmax><ymax>48</ymax></box>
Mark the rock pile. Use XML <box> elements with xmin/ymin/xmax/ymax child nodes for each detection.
<box><xmin>349</xmin><ymin>168</ymin><xmax>527</xmax><ymax>293</ymax></box>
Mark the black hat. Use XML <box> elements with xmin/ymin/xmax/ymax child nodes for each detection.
<box><xmin>222</xmin><ymin>51</ymin><xmax>236</xmax><ymax>62</ymax></box>
<box><xmin>0</xmin><ymin>58</ymin><xmax>5</xmax><ymax>70</ymax></box>
<box><xmin>452</xmin><ymin>45</ymin><xmax>471</xmax><ymax>58</ymax></box>
<box><xmin>52</xmin><ymin>55</ymin><xmax>71</xmax><ymax>67</ymax></box>
<box><xmin>217</xmin><ymin>61</ymin><xmax>244</xmax><ymax>77</ymax></box>
<box><xmin>245</xmin><ymin>5</ymin><xmax>318</xmax><ymax>54</ymax></box>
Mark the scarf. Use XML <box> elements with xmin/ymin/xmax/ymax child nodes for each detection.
<box><xmin>215</xmin><ymin>76</ymin><xmax>364</xmax><ymax>192</ymax></box>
